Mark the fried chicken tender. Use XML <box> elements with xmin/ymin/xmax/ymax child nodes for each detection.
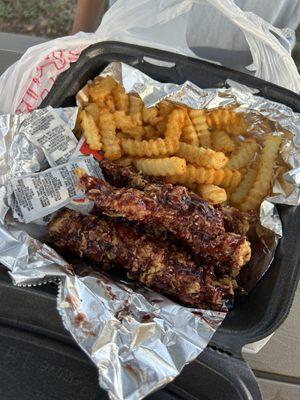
<box><xmin>49</xmin><ymin>209</ymin><xmax>233</xmax><ymax>309</ymax></box>
<box><xmin>79</xmin><ymin>174</ymin><xmax>251</xmax><ymax>276</ymax></box>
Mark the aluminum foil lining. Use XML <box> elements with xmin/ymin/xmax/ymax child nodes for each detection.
<box><xmin>1</xmin><ymin>62</ymin><xmax>300</xmax><ymax>399</ymax></box>
<box><xmin>99</xmin><ymin>62</ymin><xmax>300</xmax><ymax>233</ymax></box>
<box><xmin>0</xmin><ymin>101</ymin><xmax>225</xmax><ymax>400</ymax></box>
<box><xmin>58</xmin><ymin>269</ymin><xmax>223</xmax><ymax>400</ymax></box>
<box><xmin>0</xmin><ymin>223</ymin><xmax>225</xmax><ymax>400</ymax></box>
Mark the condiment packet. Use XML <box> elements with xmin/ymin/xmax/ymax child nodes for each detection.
<box><xmin>10</xmin><ymin>155</ymin><xmax>102</xmax><ymax>223</ymax></box>
<box><xmin>20</xmin><ymin>106</ymin><xmax>78</xmax><ymax>167</ymax></box>
<box><xmin>0</xmin><ymin>107</ymin><xmax>79</xmax><ymax>223</ymax></box>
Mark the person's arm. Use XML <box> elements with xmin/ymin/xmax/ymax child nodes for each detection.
<box><xmin>72</xmin><ymin>0</ymin><xmax>106</xmax><ymax>34</ymax></box>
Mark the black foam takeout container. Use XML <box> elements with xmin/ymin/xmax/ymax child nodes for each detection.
<box><xmin>1</xmin><ymin>42</ymin><xmax>300</xmax><ymax>400</ymax></box>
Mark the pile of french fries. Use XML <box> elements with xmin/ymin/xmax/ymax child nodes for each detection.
<box><xmin>79</xmin><ymin>76</ymin><xmax>282</xmax><ymax>211</ymax></box>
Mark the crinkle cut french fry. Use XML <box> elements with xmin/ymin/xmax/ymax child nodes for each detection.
<box><xmin>114</xmin><ymin>110</ymin><xmax>134</xmax><ymax>129</ymax></box>
<box><xmin>240</xmin><ymin>136</ymin><xmax>282</xmax><ymax>211</ymax></box>
<box><xmin>164</xmin><ymin>109</ymin><xmax>186</xmax><ymax>140</ymax></box>
<box><xmin>92</xmin><ymin>76</ymin><xmax>102</xmax><ymax>84</ymax></box>
<box><xmin>114</xmin><ymin>157</ymin><xmax>134</xmax><ymax>167</ymax></box>
<box><xmin>167</xmin><ymin>166</ymin><xmax>211</xmax><ymax>186</ymax></box>
<box><xmin>181</xmin><ymin>114</ymin><xmax>199</xmax><ymax>145</ymax></box>
<box><xmin>158</xmin><ymin>101</ymin><xmax>175</xmax><ymax>116</ymax></box>
<box><xmin>198</xmin><ymin>130</ymin><xmax>212</xmax><ymax>148</ymax></box>
<box><xmin>142</xmin><ymin>106</ymin><xmax>162</xmax><ymax>125</ymax></box>
<box><xmin>227</xmin><ymin>139</ymin><xmax>258</xmax><ymax>169</ymax></box>
<box><xmin>99</xmin><ymin>111</ymin><xmax>122</xmax><ymax>160</ymax></box>
<box><xmin>143</xmin><ymin>125</ymin><xmax>160</xmax><ymax>140</ymax></box>
<box><xmin>156</xmin><ymin>120</ymin><xmax>167</xmax><ymax>134</ymax></box>
<box><xmin>134</xmin><ymin>157</ymin><xmax>186</xmax><ymax>176</ymax></box>
<box><xmin>112</xmin><ymin>85</ymin><xmax>129</xmax><ymax>113</ymax></box>
<box><xmin>131</xmin><ymin>112</ymin><xmax>143</xmax><ymax>126</ymax></box>
<box><xmin>167</xmin><ymin>164</ymin><xmax>218</xmax><ymax>186</ymax></box>
<box><xmin>198</xmin><ymin>184</ymin><xmax>227</xmax><ymax>204</ymax></box>
<box><xmin>211</xmin><ymin>130</ymin><xmax>235</xmax><ymax>153</ymax></box>
<box><xmin>221</xmin><ymin>169</ymin><xmax>242</xmax><ymax>191</ymax></box>
<box><xmin>80</xmin><ymin>110</ymin><xmax>102</xmax><ymax>151</ymax></box>
<box><xmin>122</xmin><ymin>127</ymin><xmax>145</xmax><ymax>139</ymax></box>
<box><xmin>230</xmin><ymin>167</ymin><xmax>257</xmax><ymax>204</ymax></box>
<box><xmin>84</xmin><ymin>103</ymin><xmax>99</xmax><ymax>124</ymax></box>
<box><xmin>188</xmin><ymin>109</ymin><xmax>208</xmax><ymax>133</ymax></box>
<box><xmin>167</xmin><ymin>165</ymin><xmax>241</xmax><ymax>189</ymax></box>
<box><xmin>121</xmin><ymin>137</ymin><xmax>179</xmax><ymax>157</ymax></box>
<box><xmin>88</xmin><ymin>76</ymin><xmax>117</xmax><ymax>106</ymax></box>
<box><xmin>129</xmin><ymin>95</ymin><xmax>143</xmax><ymax>115</ymax></box>
<box><xmin>105</xmin><ymin>95</ymin><xmax>116</xmax><ymax>112</ymax></box>
<box><xmin>113</xmin><ymin>111</ymin><xmax>143</xmax><ymax>138</ymax></box>
<box><xmin>129</xmin><ymin>95</ymin><xmax>143</xmax><ymax>126</ymax></box>
<box><xmin>206</xmin><ymin>107</ymin><xmax>247</xmax><ymax>135</ymax></box>
<box><xmin>176</xmin><ymin>142</ymin><xmax>228</xmax><ymax>170</ymax></box>
<box><xmin>117</xmin><ymin>132</ymin><xmax>130</xmax><ymax>142</ymax></box>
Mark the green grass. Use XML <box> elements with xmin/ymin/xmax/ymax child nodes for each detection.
<box><xmin>0</xmin><ymin>0</ymin><xmax>77</xmax><ymax>38</ymax></box>
<box><xmin>0</xmin><ymin>3</ymin><xmax>13</xmax><ymax>19</ymax></box>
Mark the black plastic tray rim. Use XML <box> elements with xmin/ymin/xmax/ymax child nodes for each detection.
<box><xmin>39</xmin><ymin>41</ymin><xmax>300</xmax><ymax>353</ymax></box>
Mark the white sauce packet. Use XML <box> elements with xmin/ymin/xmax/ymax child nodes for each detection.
<box><xmin>20</xmin><ymin>106</ymin><xmax>78</xmax><ymax>167</ymax></box>
<box><xmin>10</xmin><ymin>155</ymin><xmax>102</xmax><ymax>223</ymax></box>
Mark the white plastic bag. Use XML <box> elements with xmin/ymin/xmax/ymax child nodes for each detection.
<box><xmin>0</xmin><ymin>0</ymin><xmax>300</xmax><ymax>115</ymax></box>
<box><xmin>97</xmin><ymin>0</ymin><xmax>300</xmax><ymax>90</ymax></box>
<box><xmin>0</xmin><ymin>32</ymin><xmax>98</xmax><ymax>114</ymax></box>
